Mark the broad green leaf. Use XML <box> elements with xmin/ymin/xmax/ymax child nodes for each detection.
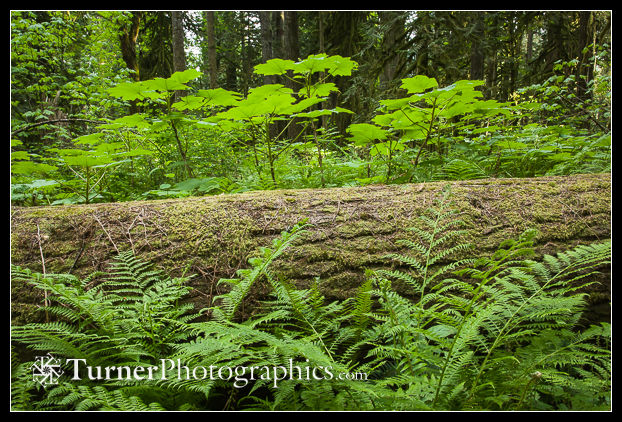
<box><xmin>496</xmin><ymin>140</ymin><xmax>528</xmax><ymax>150</ymax></box>
<box><xmin>324</xmin><ymin>55</ymin><xmax>358</xmax><ymax>76</ymax></box>
<box><xmin>172</xmin><ymin>95</ymin><xmax>206</xmax><ymax>111</ymax></box>
<box><xmin>197</xmin><ymin>88</ymin><xmax>242</xmax><ymax>106</ymax></box>
<box><xmin>107</xmin><ymin>81</ymin><xmax>167</xmax><ymax>101</ymax></box>
<box><xmin>442</xmin><ymin>79</ymin><xmax>485</xmax><ymax>92</ymax></box>
<box><xmin>196</xmin><ymin>120</ymin><xmax>217</xmax><ymax>127</ymax></box>
<box><xmin>143</xmin><ymin>77</ymin><xmax>188</xmax><ymax>92</ymax></box>
<box><xmin>27</xmin><ymin>179</ymin><xmax>59</xmax><ymax>189</ymax></box>
<box><xmin>292</xmin><ymin>54</ymin><xmax>330</xmax><ymax>74</ymax></box>
<box><xmin>346</xmin><ymin>123</ymin><xmax>388</xmax><ymax>146</ymax></box>
<box><xmin>220</xmin><ymin>86</ymin><xmax>296</xmax><ymax>119</ymax></box>
<box><xmin>401</xmin><ymin>75</ymin><xmax>438</xmax><ymax>94</ymax></box>
<box><xmin>472</xmin><ymin>100</ymin><xmax>510</xmax><ymax>117</ymax></box>
<box><xmin>94</xmin><ymin>141</ymin><xmax>124</xmax><ymax>153</ymax></box>
<box><xmin>379</xmin><ymin>95</ymin><xmax>421</xmax><ymax>110</ymax></box>
<box><xmin>74</xmin><ymin>133</ymin><xmax>105</xmax><ymax>145</ymax></box>
<box><xmin>107</xmin><ymin>82</ymin><xmax>148</xmax><ymax>101</ymax></box>
<box><xmin>370</xmin><ymin>142</ymin><xmax>388</xmax><ymax>156</ymax></box>
<box><xmin>441</xmin><ymin>101</ymin><xmax>475</xmax><ymax>118</ymax></box>
<box><xmin>168</xmin><ymin>68</ymin><xmax>202</xmax><ymax>84</ymax></box>
<box><xmin>374</xmin><ymin>108</ymin><xmax>429</xmax><ymax>131</ymax></box>
<box><xmin>61</xmin><ymin>153</ymin><xmax>111</xmax><ymax>167</ymax></box>
<box><xmin>309</xmin><ymin>82</ymin><xmax>339</xmax><ymax>97</ymax></box>
<box><xmin>472</xmin><ymin>125</ymin><xmax>502</xmax><ymax>134</ymax></box>
<box><xmin>286</xmin><ymin>96</ymin><xmax>324</xmax><ymax>114</ymax></box>
<box><xmin>105</xmin><ymin>114</ymin><xmax>152</xmax><ymax>129</ymax></box>
<box><xmin>11</xmin><ymin>150</ymin><xmax>30</xmax><ymax>160</ymax></box>
<box><xmin>173</xmin><ymin>178</ymin><xmax>205</xmax><ymax>191</ymax></box>
<box><xmin>217</xmin><ymin>102</ymin><xmax>271</xmax><ymax>120</ymax></box>
<box><xmin>150</xmin><ymin>120</ymin><xmax>171</xmax><ymax>132</ymax></box>
<box><xmin>293</xmin><ymin>107</ymin><xmax>352</xmax><ymax>119</ymax></box>
<box><xmin>247</xmin><ymin>84</ymin><xmax>293</xmax><ymax>101</ymax></box>
<box><xmin>11</xmin><ymin>160</ymin><xmax>57</xmax><ymax>175</ymax></box>
<box><xmin>254</xmin><ymin>58</ymin><xmax>295</xmax><ymax>76</ymax></box>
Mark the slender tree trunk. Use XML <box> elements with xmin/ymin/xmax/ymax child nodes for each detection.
<box><xmin>283</xmin><ymin>11</ymin><xmax>300</xmax><ymax>141</ymax></box>
<box><xmin>119</xmin><ymin>11</ymin><xmax>142</xmax><ymax>113</ymax></box>
<box><xmin>171</xmin><ymin>11</ymin><xmax>186</xmax><ymax>72</ymax></box>
<box><xmin>273</xmin><ymin>11</ymin><xmax>284</xmax><ymax>58</ymax></box>
<box><xmin>240</xmin><ymin>12</ymin><xmax>252</xmax><ymax>98</ymax></box>
<box><xmin>543</xmin><ymin>12</ymin><xmax>566</xmax><ymax>75</ymax></box>
<box><xmin>284</xmin><ymin>11</ymin><xmax>299</xmax><ymax>64</ymax></box>
<box><xmin>378</xmin><ymin>12</ymin><xmax>406</xmax><ymax>90</ymax></box>
<box><xmin>171</xmin><ymin>11</ymin><xmax>187</xmax><ymax>101</ymax></box>
<box><xmin>470</xmin><ymin>12</ymin><xmax>485</xmax><ymax>82</ymax></box>
<box><xmin>206</xmin><ymin>11</ymin><xmax>218</xmax><ymax>89</ymax></box>
<box><xmin>318</xmin><ymin>12</ymin><xmax>329</xmax><ymax>130</ymax></box>
<box><xmin>526</xmin><ymin>29</ymin><xmax>533</xmax><ymax>63</ymax></box>
<box><xmin>119</xmin><ymin>11</ymin><xmax>142</xmax><ymax>81</ymax></box>
<box><xmin>258</xmin><ymin>11</ymin><xmax>275</xmax><ymax>85</ymax></box>
<box><xmin>576</xmin><ymin>11</ymin><xmax>594</xmax><ymax>101</ymax></box>
<box><xmin>259</xmin><ymin>11</ymin><xmax>279</xmax><ymax>141</ymax></box>
<box><xmin>507</xmin><ymin>13</ymin><xmax>519</xmax><ymax>100</ymax></box>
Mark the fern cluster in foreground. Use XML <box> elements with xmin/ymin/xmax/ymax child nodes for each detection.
<box><xmin>11</xmin><ymin>190</ymin><xmax>611</xmax><ymax>411</ymax></box>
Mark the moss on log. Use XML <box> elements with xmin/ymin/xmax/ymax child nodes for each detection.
<box><xmin>11</xmin><ymin>173</ymin><xmax>611</xmax><ymax>324</ymax></box>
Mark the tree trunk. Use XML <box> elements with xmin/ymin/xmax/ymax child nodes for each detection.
<box><xmin>171</xmin><ymin>11</ymin><xmax>186</xmax><ymax>73</ymax></box>
<box><xmin>470</xmin><ymin>11</ymin><xmax>485</xmax><ymax>82</ymax></box>
<box><xmin>272</xmin><ymin>11</ymin><xmax>284</xmax><ymax>59</ymax></box>
<box><xmin>576</xmin><ymin>11</ymin><xmax>594</xmax><ymax>101</ymax></box>
<box><xmin>119</xmin><ymin>11</ymin><xmax>142</xmax><ymax>113</ymax></box>
<box><xmin>283</xmin><ymin>11</ymin><xmax>300</xmax><ymax>142</ymax></box>
<box><xmin>378</xmin><ymin>12</ymin><xmax>406</xmax><ymax>91</ymax></box>
<box><xmin>171</xmin><ymin>11</ymin><xmax>186</xmax><ymax>101</ymax></box>
<box><xmin>258</xmin><ymin>11</ymin><xmax>275</xmax><ymax>85</ymax></box>
<box><xmin>119</xmin><ymin>11</ymin><xmax>142</xmax><ymax>81</ymax></box>
<box><xmin>11</xmin><ymin>174</ymin><xmax>611</xmax><ymax>324</ymax></box>
<box><xmin>205</xmin><ymin>11</ymin><xmax>218</xmax><ymax>89</ymax></box>
<box><xmin>543</xmin><ymin>12</ymin><xmax>566</xmax><ymax>75</ymax></box>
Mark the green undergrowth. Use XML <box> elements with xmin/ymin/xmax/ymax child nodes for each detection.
<box><xmin>11</xmin><ymin>188</ymin><xmax>611</xmax><ymax>411</ymax></box>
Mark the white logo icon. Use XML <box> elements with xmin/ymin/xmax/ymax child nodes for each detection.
<box><xmin>31</xmin><ymin>353</ymin><xmax>64</xmax><ymax>387</ymax></box>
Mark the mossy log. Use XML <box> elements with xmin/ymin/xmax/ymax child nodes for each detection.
<box><xmin>11</xmin><ymin>173</ymin><xmax>611</xmax><ymax>324</ymax></box>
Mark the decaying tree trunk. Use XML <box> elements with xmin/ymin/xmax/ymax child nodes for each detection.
<box><xmin>11</xmin><ymin>174</ymin><xmax>611</xmax><ymax>324</ymax></box>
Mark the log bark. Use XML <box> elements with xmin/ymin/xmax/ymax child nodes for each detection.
<box><xmin>11</xmin><ymin>174</ymin><xmax>611</xmax><ymax>324</ymax></box>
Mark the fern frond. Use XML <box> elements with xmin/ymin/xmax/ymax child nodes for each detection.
<box><xmin>211</xmin><ymin>220</ymin><xmax>309</xmax><ymax>321</ymax></box>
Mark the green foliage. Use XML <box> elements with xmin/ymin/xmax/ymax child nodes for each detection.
<box><xmin>207</xmin><ymin>54</ymin><xmax>356</xmax><ymax>188</ymax></box>
<box><xmin>11</xmin><ymin>252</ymin><xmax>195</xmax><ymax>410</ymax></box>
<box><xmin>211</xmin><ymin>220</ymin><xmax>310</xmax><ymax>322</ymax></box>
<box><xmin>11</xmin><ymin>12</ymin><xmax>611</xmax><ymax>207</ymax></box>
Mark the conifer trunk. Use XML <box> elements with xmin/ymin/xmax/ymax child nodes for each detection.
<box><xmin>11</xmin><ymin>174</ymin><xmax>611</xmax><ymax>324</ymax></box>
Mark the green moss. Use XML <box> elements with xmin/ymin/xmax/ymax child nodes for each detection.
<box><xmin>11</xmin><ymin>173</ymin><xmax>611</xmax><ymax>326</ymax></box>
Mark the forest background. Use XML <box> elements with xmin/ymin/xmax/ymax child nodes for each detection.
<box><xmin>10</xmin><ymin>10</ymin><xmax>611</xmax><ymax>204</ymax></box>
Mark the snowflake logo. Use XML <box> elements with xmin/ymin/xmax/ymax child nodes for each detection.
<box><xmin>31</xmin><ymin>353</ymin><xmax>64</xmax><ymax>387</ymax></box>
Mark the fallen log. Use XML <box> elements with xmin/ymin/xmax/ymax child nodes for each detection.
<box><xmin>11</xmin><ymin>173</ymin><xmax>611</xmax><ymax>324</ymax></box>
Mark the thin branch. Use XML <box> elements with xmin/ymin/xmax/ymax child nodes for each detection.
<box><xmin>35</xmin><ymin>224</ymin><xmax>49</xmax><ymax>323</ymax></box>
<box><xmin>93</xmin><ymin>214</ymin><xmax>119</xmax><ymax>254</ymax></box>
